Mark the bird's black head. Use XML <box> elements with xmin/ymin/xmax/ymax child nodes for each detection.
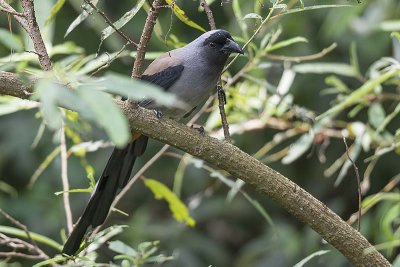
<box><xmin>202</xmin><ymin>30</ymin><xmax>243</xmax><ymax>56</ymax></box>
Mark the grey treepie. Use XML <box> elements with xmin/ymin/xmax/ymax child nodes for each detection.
<box><xmin>62</xmin><ymin>29</ymin><xmax>243</xmax><ymax>255</ymax></box>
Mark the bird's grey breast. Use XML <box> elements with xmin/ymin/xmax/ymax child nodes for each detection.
<box><xmin>165</xmin><ymin>57</ymin><xmax>222</xmax><ymax>118</ymax></box>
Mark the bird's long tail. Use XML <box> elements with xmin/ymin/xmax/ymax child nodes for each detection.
<box><xmin>62</xmin><ymin>135</ymin><xmax>148</xmax><ymax>255</ymax></box>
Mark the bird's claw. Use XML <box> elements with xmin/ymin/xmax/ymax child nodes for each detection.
<box><xmin>191</xmin><ymin>125</ymin><xmax>205</xmax><ymax>136</ymax></box>
<box><xmin>153</xmin><ymin>110</ymin><xmax>163</xmax><ymax>119</ymax></box>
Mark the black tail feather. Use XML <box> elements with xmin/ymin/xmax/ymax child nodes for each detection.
<box><xmin>62</xmin><ymin>136</ymin><xmax>148</xmax><ymax>255</ymax></box>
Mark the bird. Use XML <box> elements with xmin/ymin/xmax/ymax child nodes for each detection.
<box><xmin>62</xmin><ymin>29</ymin><xmax>243</xmax><ymax>256</ymax></box>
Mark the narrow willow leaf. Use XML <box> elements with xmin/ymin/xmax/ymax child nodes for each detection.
<box><xmin>0</xmin><ymin>97</ymin><xmax>39</xmax><ymax>116</ymax></box>
<box><xmin>165</xmin><ymin>0</ymin><xmax>206</xmax><ymax>32</ymax></box>
<box><xmin>144</xmin><ymin>178</ymin><xmax>196</xmax><ymax>227</ymax></box>
<box><xmin>317</xmin><ymin>68</ymin><xmax>400</xmax><ymax>121</ymax></box>
<box><xmin>64</xmin><ymin>0</ymin><xmax>98</xmax><ymax>37</ymax></box>
<box><xmin>0</xmin><ymin>181</ymin><xmax>18</xmax><ymax>197</ymax></box>
<box><xmin>97</xmin><ymin>72</ymin><xmax>186</xmax><ymax>108</ymax></box>
<box><xmin>33</xmin><ymin>257</ymin><xmax>66</xmax><ymax>267</ymax></box>
<box><xmin>282</xmin><ymin>132</ymin><xmax>313</xmax><ymax>164</ymax></box>
<box><xmin>293</xmin><ymin>250</ymin><xmax>330</xmax><ymax>267</ymax></box>
<box><xmin>243</xmin><ymin>13</ymin><xmax>263</xmax><ymax>21</ymax></box>
<box><xmin>45</xmin><ymin>0</ymin><xmax>66</xmax><ymax>25</ymax></box>
<box><xmin>0</xmin><ymin>226</ymin><xmax>62</xmax><ymax>250</ymax></box>
<box><xmin>86</xmin><ymin>225</ymin><xmax>127</xmax><ymax>253</ymax></box>
<box><xmin>109</xmin><ymin>240</ymin><xmax>138</xmax><ymax>256</ymax></box>
<box><xmin>77</xmin><ymin>88</ymin><xmax>130</xmax><ymax>148</ymax></box>
<box><xmin>293</xmin><ymin>63</ymin><xmax>356</xmax><ymax>77</ymax></box>
<box><xmin>368</xmin><ymin>103</ymin><xmax>386</xmax><ymax>129</ymax></box>
<box><xmin>34</xmin><ymin>79</ymin><xmax>63</xmax><ymax>129</ymax></box>
<box><xmin>266</xmin><ymin>36</ymin><xmax>308</xmax><ymax>52</ymax></box>
<box><xmin>379</xmin><ymin>20</ymin><xmax>400</xmax><ymax>32</ymax></box>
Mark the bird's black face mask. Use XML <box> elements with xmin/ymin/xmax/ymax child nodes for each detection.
<box><xmin>202</xmin><ymin>30</ymin><xmax>243</xmax><ymax>63</ymax></box>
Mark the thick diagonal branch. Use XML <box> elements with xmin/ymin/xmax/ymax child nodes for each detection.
<box><xmin>0</xmin><ymin>71</ymin><xmax>391</xmax><ymax>267</ymax></box>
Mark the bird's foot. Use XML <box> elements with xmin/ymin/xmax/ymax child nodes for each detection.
<box><xmin>153</xmin><ymin>110</ymin><xmax>163</xmax><ymax>119</ymax></box>
<box><xmin>191</xmin><ymin>124</ymin><xmax>205</xmax><ymax>136</ymax></box>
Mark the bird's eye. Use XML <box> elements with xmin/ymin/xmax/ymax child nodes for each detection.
<box><xmin>209</xmin><ymin>42</ymin><xmax>216</xmax><ymax>48</ymax></box>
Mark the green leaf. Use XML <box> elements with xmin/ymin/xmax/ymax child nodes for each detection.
<box><xmin>368</xmin><ymin>103</ymin><xmax>386</xmax><ymax>129</ymax></box>
<box><xmin>109</xmin><ymin>240</ymin><xmax>138</xmax><ymax>256</ymax></box>
<box><xmin>77</xmin><ymin>87</ymin><xmax>130</xmax><ymax>148</ymax></box>
<box><xmin>64</xmin><ymin>0</ymin><xmax>98</xmax><ymax>37</ymax></box>
<box><xmin>317</xmin><ymin>68</ymin><xmax>400</xmax><ymax>121</ymax></box>
<box><xmin>0</xmin><ymin>29</ymin><xmax>23</xmax><ymax>51</ymax></box>
<box><xmin>85</xmin><ymin>225</ymin><xmax>127</xmax><ymax>253</ymax></box>
<box><xmin>282</xmin><ymin>132</ymin><xmax>313</xmax><ymax>164</ymax></box>
<box><xmin>34</xmin><ymin>79</ymin><xmax>63</xmax><ymax>129</ymax></box>
<box><xmin>101</xmin><ymin>0</ymin><xmax>145</xmax><ymax>41</ymax></box>
<box><xmin>165</xmin><ymin>0</ymin><xmax>206</xmax><ymax>32</ymax></box>
<box><xmin>379</xmin><ymin>20</ymin><xmax>400</xmax><ymax>32</ymax></box>
<box><xmin>33</xmin><ymin>256</ymin><xmax>66</xmax><ymax>267</ymax></box>
<box><xmin>0</xmin><ymin>180</ymin><xmax>18</xmax><ymax>197</ymax></box>
<box><xmin>324</xmin><ymin>75</ymin><xmax>350</xmax><ymax>93</ymax></box>
<box><xmin>45</xmin><ymin>0</ymin><xmax>66</xmax><ymax>25</ymax></box>
<box><xmin>293</xmin><ymin>250</ymin><xmax>330</xmax><ymax>267</ymax></box>
<box><xmin>274</xmin><ymin>4</ymin><xmax>287</xmax><ymax>9</ymax></box>
<box><xmin>144</xmin><ymin>178</ymin><xmax>196</xmax><ymax>226</ymax></box>
<box><xmin>293</xmin><ymin>63</ymin><xmax>356</xmax><ymax>77</ymax></box>
<box><xmin>243</xmin><ymin>13</ymin><xmax>263</xmax><ymax>21</ymax></box>
<box><xmin>98</xmin><ymin>72</ymin><xmax>186</xmax><ymax>108</ymax></box>
<box><xmin>0</xmin><ymin>225</ymin><xmax>62</xmax><ymax>251</ymax></box>
<box><xmin>376</xmin><ymin>102</ymin><xmax>400</xmax><ymax>133</ymax></box>
<box><xmin>266</xmin><ymin>36</ymin><xmax>308</xmax><ymax>52</ymax></box>
<box><xmin>34</xmin><ymin>77</ymin><xmax>94</xmax><ymax>129</ymax></box>
<box><xmin>0</xmin><ymin>96</ymin><xmax>39</xmax><ymax>116</ymax></box>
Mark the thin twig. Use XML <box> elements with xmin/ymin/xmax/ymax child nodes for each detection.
<box><xmin>132</xmin><ymin>0</ymin><xmax>165</xmax><ymax>78</ymax></box>
<box><xmin>267</xmin><ymin>43</ymin><xmax>338</xmax><ymax>62</ymax></box>
<box><xmin>223</xmin><ymin>2</ymin><xmax>281</xmax><ymax>72</ymax></box>
<box><xmin>217</xmin><ymin>85</ymin><xmax>231</xmax><ymax>142</ymax></box>
<box><xmin>83</xmin><ymin>0</ymin><xmax>138</xmax><ymax>47</ymax></box>
<box><xmin>21</xmin><ymin>0</ymin><xmax>52</xmax><ymax>70</ymax></box>
<box><xmin>0</xmin><ymin>252</ymin><xmax>44</xmax><ymax>260</ymax></box>
<box><xmin>0</xmin><ymin>0</ymin><xmax>29</xmax><ymax>32</ymax></box>
<box><xmin>0</xmin><ymin>209</ymin><xmax>49</xmax><ymax>260</ymax></box>
<box><xmin>60</xmin><ymin>123</ymin><xmax>73</xmax><ymax>234</ymax></box>
<box><xmin>342</xmin><ymin>136</ymin><xmax>362</xmax><ymax>232</ymax></box>
<box><xmin>198</xmin><ymin>0</ymin><xmax>232</xmax><ymax>142</ymax></box>
<box><xmin>347</xmin><ymin>175</ymin><xmax>400</xmax><ymax>225</ymax></box>
<box><xmin>90</xmin><ymin>42</ymin><xmax>129</xmax><ymax>76</ymax></box>
<box><xmin>199</xmin><ymin>0</ymin><xmax>216</xmax><ymax>30</ymax></box>
<box><xmin>0</xmin><ymin>6</ymin><xmax>24</xmax><ymax>17</ymax></box>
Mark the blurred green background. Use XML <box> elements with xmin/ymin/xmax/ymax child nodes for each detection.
<box><xmin>0</xmin><ymin>0</ymin><xmax>399</xmax><ymax>266</ymax></box>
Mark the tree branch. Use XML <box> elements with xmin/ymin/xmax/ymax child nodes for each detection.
<box><xmin>199</xmin><ymin>0</ymin><xmax>216</xmax><ymax>30</ymax></box>
<box><xmin>131</xmin><ymin>0</ymin><xmax>165</xmax><ymax>78</ymax></box>
<box><xmin>0</xmin><ymin>0</ymin><xmax>29</xmax><ymax>32</ymax></box>
<box><xmin>0</xmin><ymin>71</ymin><xmax>391</xmax><ymax>266</ymax></box>
<box><xmin>20</xmin><ymin>0</ymin><xmax>52</xmax><ymax>71</ymax></box>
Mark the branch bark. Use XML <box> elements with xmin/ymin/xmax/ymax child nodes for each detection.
<box><xmin>131</xmin><ymin>0</ymin><xmax>165</xmax><ymax>78</ymax></box>
<box><xmin>21</xmin><ymin>0</ymin><xmax>52</xmax><ymax>71</ymax></box>
<box><xmin>0</xmin><ymin>71</ymin><xmax>390</xmax><ymax>267</ymax></box>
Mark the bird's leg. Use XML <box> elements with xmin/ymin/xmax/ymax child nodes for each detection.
<box><xmin>191</xmin><ymin>124</ymin><xmax>205</xmax><ymax>136</ymax></box>
<box><xmin>153</xmin><ymin>110</ymin><xmax>163</xmax><ymax>119</ymax></box>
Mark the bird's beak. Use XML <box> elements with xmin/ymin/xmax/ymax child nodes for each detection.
<box><xmin>222</xmin><ymin>39</ymin><xmax>244</xmax><ymax>54</ymax></box>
